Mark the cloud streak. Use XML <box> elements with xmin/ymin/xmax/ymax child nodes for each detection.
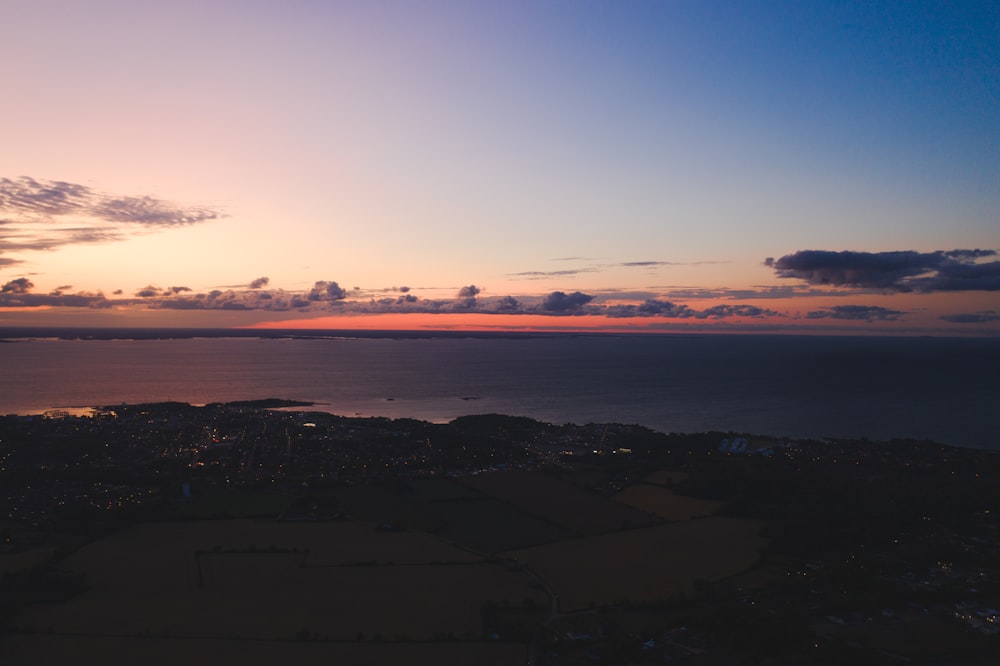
<box><xmin>940</xmin><ymin>311</ymin><xmax>999</xmax><ymax>324</ymax></box>
<box><xmin>0</xmin><ymin>176</ymin><xmax>224</xmax><ymax>264</ymax></box>
<box><xmin>507</xmin><ymin>268</ymin><xmax>597</xmax><ymax>279</ymax></box>
<box><xmin>620</xmin><ymin>261</ymin><xmax>675</xmax><ymax>268</ymax></box>
<box><xmin>508</xmin><ymin>258</ymin><xmax>729</xmax><ymax>281</ymax></box>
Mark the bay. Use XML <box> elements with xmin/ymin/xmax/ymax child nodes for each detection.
<box><xmin>1</xmin><ymin>333</ymin><xmax>997</xmax><ymax>449</ymax></box>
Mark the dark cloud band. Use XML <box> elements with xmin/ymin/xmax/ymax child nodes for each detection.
<box><xmin>768</xmin><ymin>249</ymin><xmax>999</xmax><ymax>292</ymax></box>
<box><xmin>940</xmin><ymin>311</ymin><xmax>999</xmax><ymax>324</ymax></box>
<box><xmin>1</xmin><ymin>278</ymin><xmax>777</xmax><ymax>321</ymax></box>
<box><xmin>806</xmin><ymin>305</ymin><xmax>905</xmax><ymax>322</ymax></box>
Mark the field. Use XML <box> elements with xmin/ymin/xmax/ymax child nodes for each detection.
<box><xmin>331</xmin><ymin>482</ymin><xmax>575</xmax><ymax>552</ymax></box>
<box><xmin>641</xmin><ymin>470</ymin><xmax>689</xmax><ymax>486</ymax></box>
<box><xmin>176</xmin><ymin>489</ymin><xmax>295</xmax><ymax>518</ymax></box>
<box><xmin>3</xmin><ymin>468</ymin><xmax>771</xmax><ymax>662</ymax></box>
<box><xmin>426</xmin><ymin>498</ymin><xmax>575</xmax><ymax>553</ymax></box>
<box><xmin>9</xmin><ymin>520</ymin><xmax>544</xmax><ymax>642</ymax></box>
<box><xmin>0</xmin><ymin>634</ymin><xmax>527</xmax><ymax>666</ymax></box>
<box><xmin>5</xmin><ymin>402</ymin><xmax>997</xmax><ymax>666</ymax></box>
<box><xmin>407</xmin><ymin>477</ymin><xmax>484</xmax><ymax>501</ymax></box>
<box><xmin>461</xmin><ymin>470</ymin><xmax>657</xmax><ymax>535</ymax></box>
<box><xmin>66</xmin><ymin>519</ymin><xmax>480</xmax><ymax>570</ymax></box>
<box><xmin>507</xmin><ymin>517</ymin><xmax>766</xmax><ymax>611</ymax></box>
<box><xmin>0</xmin><ymin>547</ymin><xmax>55</xmax><ymax>575</ymax></box>
<box><xmin>612</xmin><ymin>483</ymin><xmax>722</xmax><ymax>522</ymax></box>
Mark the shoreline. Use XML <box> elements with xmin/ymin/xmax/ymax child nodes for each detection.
<box><xmin>6</xmin><ymin>398</ymin><xmax>992</xmax><ymax>454</ymax></box>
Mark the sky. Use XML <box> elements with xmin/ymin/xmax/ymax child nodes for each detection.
<box><xmin>1</xmin><ymin>0</ymin><xmax>998</xmax><ymax>335</ymax></box>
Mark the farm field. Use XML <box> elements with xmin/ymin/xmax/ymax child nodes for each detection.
<box><xmin>425</xmin><ymin>498</ymin><xmax>575</xmax><ymax>553</ymax></box>
<box><xmin>332</xmin><ymin>483</ymin><xmax>575</xmax><ymax>552</ymax></box>
<box><xmin>14</xmin><ymin>563</ymin><xmax>543</xmax><ymax>640</ymax></box>
<box><xmin>461</xmin><ymin>470</ymin><xmax>657</xmax><ymax>535</ymax></box>
<box><xmin>641</xmin><ymin>470</ymin><xmax>689</xmax><ymax>486</ymax></box>
<box><xmin>176</xmin><ymin>489</ymin><xmax>295</xmax><ymax>518</ymax></box>
<box><xmin>329</xmin><ymin>484</ymin><xmax>447</xmax><ymax>532</ymax></box>
<box><xmin>507</xmin><ymin>517</ymin><xmax>766</xmax><ymax>611</ymax></box>
<box><xmin>407</xmin><ymin>477</ymin><xmax>484</xmax><ymax>502</ymax></box>
<box><xmin>65</xmin><ymin>519</ymin><xmax>480</xmax><ymax>571</ymax></box>
<box><xmin>0</xmin><ymin>547</ymin><xmax>55</xmax><ymax>575</ymax></box>
<box><xmin>0</xmin><ymin>634</ymin><xmax>527</xmax><ymax>666</ymax></box>
<box><xmin>10</xmin><ymin>520</ymin><xmax>544</xmax><ymax>641</ymax></box>
<box><xmin>612</xmin><ymin>483</ymin><xmax>722</xmax><ymax>522</ymax></box>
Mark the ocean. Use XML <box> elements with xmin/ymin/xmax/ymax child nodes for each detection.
<box><xmin>1</xmin><ymin>330</ymin><xmax>998</xmax><ymax>449</ymax></box>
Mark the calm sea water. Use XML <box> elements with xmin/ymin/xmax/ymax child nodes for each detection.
<box><xmin>1</xmin><ymin>333</ymin><xmax>998</xmax><ymax>449</ymax></box>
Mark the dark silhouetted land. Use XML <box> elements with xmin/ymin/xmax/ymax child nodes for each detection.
<box><xmin>1</xmin><ymin>403</ymin><xmax>998</xmax><ymax>664</ymax></box>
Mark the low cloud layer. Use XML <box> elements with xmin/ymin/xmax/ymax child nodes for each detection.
<box><xmin>940</xmin><ymin>311</ymin><xmax>999</xmax><ymax>324</ymax></box>
<box><xmin>604</xmin><ymin>300</ymin><xmax>777</xmax><ymax>320</ymax></box>
<box><xmin>307</xmin><ymin>281</ymin><xmax>347</xmax><ymax>302</ymax></box>
<box><xmin>0</xmin><ymin>277</ymin><xmax>779</xmax><ymax>321</ymax></box>
<box><xmin>453</xmin><ymin>284</ymin><xmax>481</xmax><ymax>310</ymax></box>
<box><xmin>0</xmin><ymin>177</ymin><xmax>224</xmax><ymax>265</ymax></box>
<box><xmin>647</xmin><ymin>285</ymin><xmax>870</xmax><ymax>301</ymax></box>
<box><xmin>540</xmin><ymin>291</ymin><xmax>594</xmax><ymax>312</ymax></box>
<box><xmin>767</xmin><ymin>249</ymin><xmax>999</xmax><ymax>292</ymax></box>
<box><xmin>806</xmin><ymin>305</ymin><xmax>906</xmax><ymax>322</ymax></box>
<box><xmin>0</xmin><ymin>278</ymin><xmax>111</xmax><ymax>309</ymax></box>
<box><xmin>2</xmin><ymin>277</ymin><xmax>33</xmax><ymax>294</ymax></box>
